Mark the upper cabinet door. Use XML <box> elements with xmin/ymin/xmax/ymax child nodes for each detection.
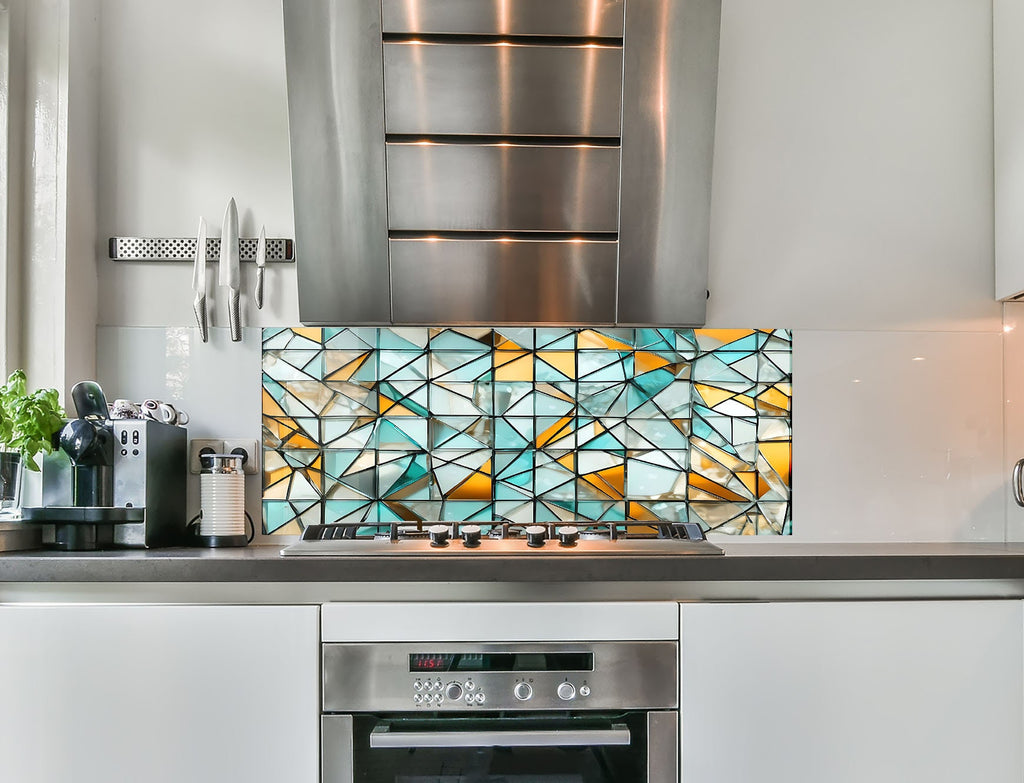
<box><xmin>995</xmin><ymin>0</ymin><xmax>1024</xmax><ymax>300</ymax></box>
<box><xmin>285</xmin><ymin>0</ymin><xmax>720</xmax><ymax>326</ymax></box>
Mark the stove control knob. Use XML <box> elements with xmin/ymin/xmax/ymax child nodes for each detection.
<box><xmin>514</xmin><ymin>682</ymin><xmax>533</xmax><ymax>701</ymax></box>
<box><xmin>445</xmin><ymin>682</ymin><xmax>464</xmax><ymax>702</ymax></box>
<box><xmin>461</xmin><ymin>524</ymin><xmax>482</xmax><ymax>548</ymax></box>
<box><xmin>557</xmin><ymin>682</ymin><xmax>576</xmax><ymax>701</ymax></box>
<box><xmin>557</xmin><ymin>525</ymin><xmax>579</xmax><ymax>547</ymax></box>
<box><xmin>525</xmin><ymin>525</ymin><xmax>547</xmax><ymax>548</ymax></box>
<box><xmin>428</xmin><ymin>524</ymin><xmax>450</xmax><ymax>547</ymax></box>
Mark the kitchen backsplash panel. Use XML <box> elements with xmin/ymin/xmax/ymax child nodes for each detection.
<box><xmin>261</xmin><ymin>327</ymin><xmax>792</xmax><ymax>535</ymax></box>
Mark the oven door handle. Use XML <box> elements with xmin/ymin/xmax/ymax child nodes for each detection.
<box><xmin>369</xmin><ymin>723</ymin><xmax>632</xmax><ymax>749</ymax></box>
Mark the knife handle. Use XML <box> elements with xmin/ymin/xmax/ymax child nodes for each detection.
<box><xmin>193</xmin><ymin>294</ymin><xmax>209</xmax><ymax>343</ymax></box>
<box><xmin>254</xmin><ymin>267</ymin><xmax>265</xmax><ymax>310</ymax></box>
<box><xmin>228</xmin><ymin>289</ymin><xmax>241</xmax><ymax>342</ymax></box>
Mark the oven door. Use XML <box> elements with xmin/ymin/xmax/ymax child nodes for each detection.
<box><xmin>323</xmin><ymin>711</ymin><xmax>677</xmax><ymax>783</ymax></box>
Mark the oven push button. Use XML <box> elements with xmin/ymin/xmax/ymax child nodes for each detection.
<box><xmin>513</xmin><ymin>682</ymin><xmax>533</xmax><ymax>701</ymax></box>
<box><xmin>557</xmin><ymin>682</ymin><xmax>576</xmax><ymax>701</ymax></box>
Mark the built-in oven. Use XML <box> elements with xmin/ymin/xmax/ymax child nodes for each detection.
<box><xmin>321</xmin><ymin>638</ymin><xmax>678</xmax><ymax>782</ymax></box>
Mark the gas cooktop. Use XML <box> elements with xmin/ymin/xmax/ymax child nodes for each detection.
<box><xmin>280</xmin><ymin>521</ymin><xmax>723</xmax><ymax>557</ymax></box>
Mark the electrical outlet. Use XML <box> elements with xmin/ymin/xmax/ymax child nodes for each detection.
<box><xmin>189</xmin><ymin>439</ymin><xmax>224</xmax><ymax>474</ymax></box>
<box><xmin>223</xmin><ymin>438</ymin><xmax>260</xmax><ymax>475</ymax></box>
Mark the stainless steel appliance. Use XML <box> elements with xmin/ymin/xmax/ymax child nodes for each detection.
<box><xmin>281</xmin><ymin>520</ymin><xmax>723</xmax><ymax>557</ymax></box>
<box><xmin>320</xmin><ymin>602</ymin><xmax>680</xmax><ymax>782</ymax></box>
<box><xmin>283</xmin><ymin>0</ymin><xmax>722</xmax><ymax>326</ymax></box>
<box><xmin>25</xmin><ymin>413</ymin><xmax>187</xmax><ymax>550</ymax></box>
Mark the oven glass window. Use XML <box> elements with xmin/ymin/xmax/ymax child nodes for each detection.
<box><xmin>349</xmin><ymin>713</ymin><xmax>647</xmax><ymax>783</ymax></box>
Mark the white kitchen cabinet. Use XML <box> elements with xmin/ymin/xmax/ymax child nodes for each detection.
<box><xmin>680</xmin><ymin>601</ymin><xmax>1023</xmax><ymax>783</ymax></box>
<box><xmin>0</xmin><ymin>604</ymin><xmax>319</xmax><ymax>783</ymax></box>
<box><xmin>996</xmin><ymin>0</ymin><xmax>1024</xmax><ymax>299</ymax></box>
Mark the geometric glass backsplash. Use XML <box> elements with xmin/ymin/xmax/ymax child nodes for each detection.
<box><xmin>262</xmin><ymin>327</ymin><xmax>791</xmax><ymax>536</ymax></box>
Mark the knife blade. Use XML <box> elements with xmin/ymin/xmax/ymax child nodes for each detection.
<box><xmin>254</xmin><ymin>224</ymin><xmax>266</xmax><ymax>310</ymax></box>
<box><xmin>219</xmin><ymin>197</ymin><xmax>241</xmax><ymax>342</ymax></box>
<box><xmin>192</xmin><ymin>217</ymin><xmax>208</xmax><ymax>342</ymax></box>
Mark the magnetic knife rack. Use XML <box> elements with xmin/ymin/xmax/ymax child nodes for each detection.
<box><xmin>108</xmin><ymin>237</ymin><xmax>294</xmax><ymax>263</ymax></box>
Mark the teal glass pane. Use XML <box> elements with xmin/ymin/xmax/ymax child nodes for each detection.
<box><xmin>379</xmin><ymin>418</ymin><xmax>430</xmax><ymax>451</ymax></box>
<box><xmin>494</xmin><ymin>500</ymin><xmax>534</xmax><ymax>525</ymax></box>
<box><xmin>323</xmin><ymin>450</ymin><xmax>376</xmax><ymax>499</ymax></box>
<box><xmin>625</xmin><ymin>420</ymin><xmax>688</xmax><ymax>450</ymax></box>
<box><xmin>430</xmin><ymin>416</ymin><xmax>493</xmax><ymax>450</ymax></box>
<box><xmin>323</xmin><ymin>327</ymin><xmax>377</xmax><ymax>350</ymax></box>
<box><xmin>494</xmin><ymin>328</ymin><xmax>535</xmax><ymax>350</ymax></box>
<box><xmin>439</xmin><ymin>501</ymin><xmax>492</xmax><ymax>521</ymax></box>
<box><xmin>262</xmin><ymin>327</ymin><xmax>289</xmax><ymax>347</ymax></box>
<box><xmin>578</xmin><ymin>351</ymin><xmax>632</xmax><ymax>383</ymax></box>
<box><xmin>321</xmin><ymin>418</ymin><xmax>375</xmax><ymax>450</ymax></box>
<box><xmin>429</xmin><ymin>382</ymin><xmax>493</xmax><ymax>416</ymax></box>
<box><xmin>378</xmin><ymin>452</ymin><xmax>431</xmax><ymax>500</ymax></box>
<box><xmin>535</xmin><ymin>353</ymin><xmax>575</xmax><ymax>382</ymax></box>
<box><xmin>494</xmin><ymin>382</ymin><xmax>534</xmax><ymax>416</ymax></box>
<box><xmin>535</xmin><ymin>328</ymin><xmax>576</xmax><ymax>350</ymax></box>
<box><xmin>534</xmin><ymin>383</ymin><xmax>576</xmax><ymax>416</ymax></box>
<box><xmin>626</xmin><ymin>453</ymin><xmax>687</xmax><ymax>500</ymax></box>
<box><xmin>535</xmin><ymin>499</ymin><xmax>576</xmax><ymax>522</ymax></box>
<box><xmin>324</xmin><ymin>500</ymin><xmax>377</xmax><ymax>525</ymax></box>
<box><xmin>494</xmin><ymin>417</ymin><xmax>533</xmax><ymax>450</ymax></box>
<box><xmin>577</xmin><ymin>501</ymin><xmax>626</xmax><ymax>522</ymax></box>
<box><xmin>379</xmin><ymin>327</ymin><xmax>429</xmax><ymax>350</ymax></box>
<box><xmin>263</xmin><ymin>499</ymin><xmax>319</xmax><ymax>533</ymax></box>
<box><xmin>379</xmin><ymin>381</ymin><xmax>429</xmax><ymax>417</ymax></box>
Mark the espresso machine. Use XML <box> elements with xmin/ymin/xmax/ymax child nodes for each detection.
<box><xmin>22</xmin><ymin>381</ymin><xmax>187</xmax><ymax>550</ymax></box>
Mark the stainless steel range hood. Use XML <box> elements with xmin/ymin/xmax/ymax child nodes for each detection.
<box><xmin>283</xmin><ymin>0</ymin><xmax>721</xmax><ymax>326</ymax></box>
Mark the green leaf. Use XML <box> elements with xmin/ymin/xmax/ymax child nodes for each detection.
<box><xmin>0</xmin><ymin>370</ymin><xmax>65</xmax><ymax>471</ymax></box>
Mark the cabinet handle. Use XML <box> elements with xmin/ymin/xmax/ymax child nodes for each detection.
<box><xmin>1013</xmin><ymin>459</ymin><xmax>1024</xmax><ymax>507</ymax></box>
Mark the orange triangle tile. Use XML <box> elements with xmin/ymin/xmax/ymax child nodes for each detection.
<box><xmin>263</xmin><ymin>389</ymin><xmax>287</xmax><ymax>417</ymax></box>
<box><xmin>737</xmin><ymin>472</ymin><xmax>759</xmax><ymax>497</ymax></box>
<box><xmin>598</xmin><ymin>465</ymin><xmax>625</xmax><ymax>496</ymax></box>
<box><xmin>556</xmin><ymin>452</ymin><xmax>575</xmax><ymax>472</ymax></box>
<box><xmin>539</xmin><ymin>352</ymin><xmax>576</xmax><ymax>379</ymax></box>
<box><xmin>688</xmin><ymin>474</ymin><xmax>747</xmax><ymax>502</ymax></box>
<box><xmin>759</xmin><ymin>442</ymin><xmax>791</xmax><ymax>484</ymax></box>
<box><xmin>634</xmin><ymin>351</ymin><xmax>671</xmax><ymax>375</ymax></box>
<box><xmin>694</xmin><ymin>329</ymin><xmax>754</xmax><ymax>348</ymax></box>
<box><xmin>449</xmin><ymin>471</ymin><xmax>492</xmax><ymax>500</ymax></box>
<box><xmin>627</xmin><ymin>503</ymin><xmax>660</xmax><ymax>521</ymax></box>
<box><xmin>292</xmin><ymin>327</ymin><xmax>323</xmax><ymax>343</ymax></box>
<box><xmin>694</xmin><ymin>383</ymin><xmax>734</xmax><ymax>408</ymax></box>
<box><xmin>578</xmin><ymin>330</ymin><xmax>633</xmax><ymax>351</ymax></box>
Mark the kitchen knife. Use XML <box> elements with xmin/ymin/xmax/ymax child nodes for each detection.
<box><xmin>254</xmin><ymin>224</ymin><xmax>266</xmax><ymax>310</ymax></box>
<box><xmin>192</xmin><ymin>217</ymin><xmax>209</xmax><ymax>342</ymax></box>
<box><xmin>219</xmin><ymin>197</ymin><xmax>241</xmax><ymax>342</ymax></box>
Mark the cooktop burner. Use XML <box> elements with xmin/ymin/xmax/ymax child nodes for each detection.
<box><xmin>280</xmin><ymin>521</ymin><xmax>724</xmax><ymax>557</ymax></box>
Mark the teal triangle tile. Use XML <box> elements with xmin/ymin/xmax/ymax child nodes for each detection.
<box><xmin>380</xmin><ymin>352</ymin><xmax>427</xmax><ymax>382</ymax></box>
<box><xmin>430</xmin><ymin>352</ymin><xmax>493</xmax><ymax>382</ymax></box>
<box><xmin>578</xmin><ymin>351</ymin><xmax>630</xmax><ymax>382</ymax></box>
<box><xmin>301</xmin><ymin>351</ymin><xmax>326</xmax><ymax>380</ymax></box>
<box><xmin>321</xmin><ymin>418</ymin><xmax>375</xmax><ymax>449</ymax></box>
<box><xmin>439</xmin><ymin>501</ymin><xmax>492</xmax><ymax>522</ymax></box>
<box><xmin>496</xmin><ymin>483</ymin><xmax>533</xmax><ymax>501</ymax></box>
<box><xmin>379</xmin><ymin>327</ymin><xmax>429</xmax><ymax>350</ymax></box>
<box><xmin>577</xmin><ymin>502</ymin><xmax>626</xmax><ymax>522</ymax></box>
<box><xmin>263</xmin><ymin>499</ymin><xmax>320</xmax><ymax>533</ymax></box>
<box><xmin>496</xmin><ymin>418</ymin><xmax>533</xmax><ymax>449</ymax></box>
<box><xmin>262</xmin><ymin>328</ymin><xmax>289</xmax><ymax>348</ymax></box>
<box><xmin>324</xmin><ymin>465</ymin><xmax>376</xmax><ymax>499</ymax></box>
<box><xmin>262</xmin><ymin>374</ymin><xmax>286</xmax><ymax>401</ymax></box>
<box><xmin>634</xmin><ymin>328</ymin><xmax>676</xmax><ymax>351</ymax></box>
<box><xmin>495</xmin><ymin>451</ymin><xmax>534</xmax><ymax>483</ymax></box>
<box><xmin>324</xmin><ymin>327</ymin><xmax>378</xmax><ymax>350</ymax></box>
<box><xmin>535</xmin><ymin>328</ymin><xmax>576</xmax><ymax>350</ymax></box>
<box><xmin>494</xmin><ymin>327</ymin><xmax>535</xmax><ymax>350</ymax></box>
<box><xmin>535</xmin><ymin>383</ymin><xmax>576</xmax><ymax>416</ymax></box>
<box><xmin>672</xmin><ymin>330</ymin><xmax>698</xmax><ymax>354</ymax></box>
<box><xmin>376</xmin><ymin>502</ymin><xmax>406</xmax><ymax>523</ymax></box>
<box><xmin>380</xmin><ymin>418</ymin><xmax>429</xmax><ymax>450</ymax></box>
<box><xmin>692</xmin><ymin>355</ymin><xmax>751</xmax><ymax>384</ymax></box>
<box><xmin>325</xmin><ymin>500</ymin><xmax>377</xmax><ymax>525</ymax></box>
<box><xmin>763</xmin><ymin>332</ymin><xmax>792</xmax><ymax>350</ymax></box>
<box><xmin>578</xmin><ymin>383</ymin><xmax>628</xmax><ymax>417</ymax></box>
<box><xmin>535</xmin><ymin>500</ymin><xmax>577</xmax><ymax>522</ymax></box>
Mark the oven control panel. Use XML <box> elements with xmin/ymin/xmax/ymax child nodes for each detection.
<box><xmin>322</xmin><ymin>641</ymin><xmax>678</xmax><ymax>713</ymax></box>
<box><xmin>409</xmin><ymin>675</ymin><xmax>592</xmax><ymax>709</ymax></box>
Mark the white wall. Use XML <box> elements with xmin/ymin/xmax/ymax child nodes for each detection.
<box><xmin>92</xmin><ymin>0</ymin><xmax>1005</xmax><ymax>541</ymax></box>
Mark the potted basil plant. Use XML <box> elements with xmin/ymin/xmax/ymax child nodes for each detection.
<box><xmin>0</xmin><ymin>370</ymin><xmax>65</xmax><ymax>516</ymax></box>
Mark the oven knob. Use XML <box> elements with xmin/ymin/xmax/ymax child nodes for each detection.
<box><xmin>413</xmin><ymin>680</ymin><xmax>423</xmax><ymax>691</ymax></box>
<box><xmin>557</xmin><ymin>682</ymin><xmax>576</xmax><ymax>701</ymax></box>
<box><xmin>513</xmin><ymin>682</ymin><xmax>533</xmax><ymax>701</ymax></box>
<box><xmin>461</xmin><ymin>524</ymin><xmax>482</xmax><ymax>548</ymax></box>
<box><xmin>557</xmin><ymin>525</ymin><xmax>579</xmax><ymax>547</ymax></box>
<box><xmin>525</xmin><ymin>525</ymin><xmax>547</xmax><ymax>548</ymax></box>
<box><xmin>474</xmin><ymin>692</ymin><xmax>486</xmax><ymax>705</ymax></box>
<box><xmin>465</xmin><ymin>680</ymin><xmax>475</xmax><ymax>691</ymax></box>
<box><xmin>428</xmin><ymin>524</ymin><xmax>450</xmax><ymax>547</ymax></box>
<box><xmin>579</xmin><ymin>685</ymin><xmax>591</xmax><ymax>697</ymax></box>
<box><xmin>413</xmin><ymin>694</ymin><xmax>422</xmax><ymax>705</ymax></box>
<box><xmin>446</xmin><ymin>682</ymin><xmax>464</xmax><ymax>701</ymax></box>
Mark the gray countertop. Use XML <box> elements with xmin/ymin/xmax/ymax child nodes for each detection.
<box><xmin>3</xmin><ymin>541</ymin><xmax>1024</xmax><ymax>585</ymax></box>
